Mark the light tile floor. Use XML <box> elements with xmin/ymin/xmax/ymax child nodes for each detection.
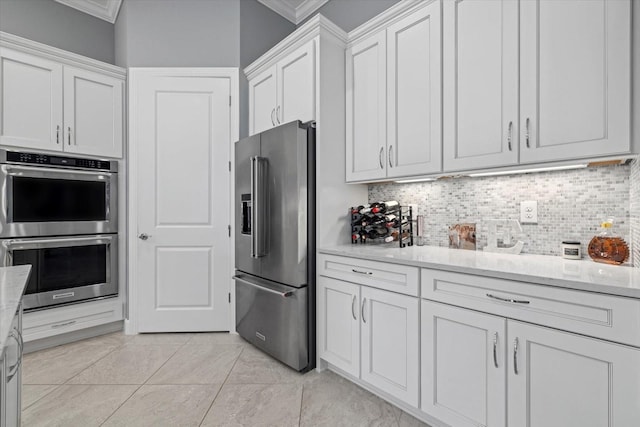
<box><xmin>21</xmin><ymin>332</ymin><xmax>430</xmax><ymax>427</ymax></box>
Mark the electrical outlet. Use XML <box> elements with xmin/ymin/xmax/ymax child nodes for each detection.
<box><xmin>520</xmin><ymin>200</ymin><xmax>538</xmax><ymax>224</ymax></box>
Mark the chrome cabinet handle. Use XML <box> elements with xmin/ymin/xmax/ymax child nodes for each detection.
<box><xmin>51</xmin><ymin>320</ymin><xmax>76</xmax><ymax>329</ymax></box>
<box><xmin>388</xmin><ymin>146</ymin><xmax>393</xmax><ymax>167</ymax></box>
<box><xmin>7</xmin><ymin>329</ymin><xmax>23</xmax><ymax>382</ymax></box>
<box><xmin>513</xmin><ymin>338</ymin><xmax>519</xmax><ymax>375</ymax></box>
<box><xmin>276</xmin><ymin>106</ymin><xmax>281</xmax><ymax>124</ymax></box>
<box><xmin>271</xmin><ymin>108</ymin><xmax>275</xmax><ymax>126</ymax></box>
<box><xmin>507</xmin><ymin>121</ymin><xmax>513</xmax><ymax>151</ymax></box>
<box><xmin>56</xmin><ymin>125</ymin><xmax>60</xmax><ymax>144</ymax></box>
<box><xmin>138</xmin><ymin>233</ymin><xmax>150</xmax><ymax>240</ymax></box>
<box><xmin>352</xmin><ymin>269</ymin><xmax>372</xmax><ymax>275</ymax></box>
<box><xmin>68</xmin><ymin>126</ymin><xmax>72</xmax><ymax>145</ymax></box>
<box><xmin>361</xmin><ymin>298</ymin><xmax>367</xmax><ymax>323</ymax></box>
<box><xmin>525</xmin><ymin>118</ymin><xmax>530</xmax><ymax>148</ymax></box>
<box><xmin>379</xmin><ymin>147</ymin><xmax>384</xmax><ymax>169</ymax></box>
<box><xmin>351</xmin><ymin>295</ymin><xmax>357</xmax><ymax>320</ymax></box>
<box><xmin>486</xmin><ymin>293</ymin><xmax>530</xmax><ymax>304</ymax></box>
<box><xmin>493</xmin><ymin>332</ymin><xmax>499</xmax><ymax>368</ymax></box>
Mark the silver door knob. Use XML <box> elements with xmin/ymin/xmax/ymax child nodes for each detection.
<box><xmin>138</xmin><ymin>233</ymin><xmax>150</xmax><ymax>240</ymax></box>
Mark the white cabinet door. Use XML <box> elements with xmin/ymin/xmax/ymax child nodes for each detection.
<box><xmin>387</xmin><ymin>1</ymin><xmax>441</xmax><ymax>177</ymax></box>
<box><xmin>0</xmin><ymin>48</ymin><xmax>63</xmax><ymax>151</ymax></box>
<box><xmin>249</xmin><ymin>65</ymin><xmax>277</xmax><ymax>136</ymax></box>
<box><xmin>361</xmin><ymin>286</ymin><xmax>419</xmax><ymax>407</ymax></box>
<box><xmin>63</xmin><ymin>66</ymin><xmax>123</xmax><ymax>158</ymax></box>
<box><xmin>345</xmin><ymin>31</ymin><xmax>387</xmax><ymax>182</ymax></box>
<box><xmin>277</xmin><ymin>40</ymin><xmax>315</xmax><ymax>126</ymax></box>
<box><xmin>317</xmin><ymin>276</ymin><xmax>360</xmax><ymax>377</ymax></box>
<box><xmin>508</xmin><ymin>321</ymin><xmax>640</xmax><ymax>427</ymax></box>
<box><xmin>520</xmin><ymin>0</ymin><xmax>631</xmax><ymax>163</ymax></box>
<box><xmin>443</xmin><ymin>0</ymin><xmax>519</xmax><ymax>171</ymax></box>
<box><xmin>421</xmin><ymin>300</ymin><xmax>506</xmax><ymax>427</ymax></box>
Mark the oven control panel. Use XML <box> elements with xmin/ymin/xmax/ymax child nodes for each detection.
<box><xmin>5</xmin><ymin>151</ymin><xmax>113</xmax><ymax>171</ymax></box>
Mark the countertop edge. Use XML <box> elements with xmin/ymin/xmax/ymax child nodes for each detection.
<box><xmin>318</xmin><ymin>247</ymin><xmax>640</xmax><ymax>299</ymax></box>
<box><xmin>0</xmin><ymin>265</ymin><xmax>32</xmax><ymax>353</ymax></box>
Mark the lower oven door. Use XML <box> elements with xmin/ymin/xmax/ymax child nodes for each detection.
<box><xmin>234</xmin><ymin>273</ymin><xmax>309</xmax><ymax>372</ymax></box>
<box><xmin>0</xmin><ymin>234</ymin><xmax>118</xmax><ymax>310</ymax></box>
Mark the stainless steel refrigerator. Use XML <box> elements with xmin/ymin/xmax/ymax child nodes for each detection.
<box><xmin>233</xmin><ymin>120</ymin><xmax>315</xmax><ymax>372</ymax></box>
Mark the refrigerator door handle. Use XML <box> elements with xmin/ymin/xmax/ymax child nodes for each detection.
<box><xmin>251</xmin><ymin>156</ymin><xmax>268</xmax><ymax>258</ymax></box>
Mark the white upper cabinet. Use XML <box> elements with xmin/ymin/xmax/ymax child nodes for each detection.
<box><xmin>0</xmin><ymin>34</ymin><xmax>125</xmax><ymax>158</ymax></box>
<box><xmin>387</xmin><ymin>3</ymin><xmax>441</xmax><ymax>177</ymax></box>
<box><xmin>443</xmin><ymin>0</ymin><xmax>519</xmax><ymax>171</ymax></box>
<box><xmin>0</xmin><ymin>48</ymin><xmax>63</xmax><ymax>151</ymax></box>
<box><xmin>345</xmin><ymin>31</ymin><xmax>387</xmax><ymax>182</ymax></box>
<box><xmin>249</xmin><ymin>66</ymin><xmax>277</xmax><ymax>135</ymax></box>
<box><xmin>248</xmin><ymin>40</ymin><xmax>315</xmax><ymax>135</ymax></box>
<box><xmin>346</xmin><ymin>1</ymin><xmax>442</xmax><ymax>182</ymax></box>
<box><xmin>519</xmin><ymin>0</ymin><xmax>631</xmax><ymax>163</ymax></box>
<box><xmin>63</xmin><ymin>66</ymin><xmax>123</xmax><ymax>158</ymax></box>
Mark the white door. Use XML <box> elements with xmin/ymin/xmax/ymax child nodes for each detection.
<box><xmin>134</xmin><ymin>70</ymin><xmax>232</xmax><ymax>332</ymax></box>
<box><xmin>361</xmin><ymin>286</ymin><xmax>419</xmax><ymax>407</ymax></box>
<box><xmin>520</xmin><ymin>0</ymin><xmax>631</xmax><ymax>163</ymax></box>
<box><xmin>276</xmin><ymin>40</ymin><xmax>315</xmax><ymax>125</ymax></box>
<box><xmin>345</xmin><ymin>31</ymin><xmax>387</xmax><ymax>182</ymax></box>
<box><xmin>317</xmin><ymin>276</ymin><xmax>360</xmax><ymax>377</ymax></box>
<box><xmin>249</xmin><ymin>65</ymin><xmax>276</xmax><ymax>135</ymax></box>
<box><xmin>0</xmin><ymin>48</ymin><xmax>63</xmax><ymax>151</ymax></box>
<box><xmin>442</xmin><ymin>0</ymin><xmax>519</xmax><ymax>172</ymax></box>
<box><xmin>508</xmin><ymin>320</ymin><xmax>640</xmax><ymax>427</ymax></box>
<box><xmin>387</xmin><ymin>1</ymin><xmax>441</xmax><ymax>177</ymax></box>
<box><xmin>421</xmin><ymin>300</ymin><xmax>506</xmax><ymax>427</ymax></box>
<box><xmin>63</xmin><ymin>66</ymin><xmax>123</xmax><ymax>158</ymax></box>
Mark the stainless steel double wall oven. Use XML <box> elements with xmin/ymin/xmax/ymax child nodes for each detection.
<box><xmin>0</xmin><ymin>149</ymin><xmax>118</xmax><ymax>310</ymax></box>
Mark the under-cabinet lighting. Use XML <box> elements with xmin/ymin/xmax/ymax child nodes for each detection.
<box><xmin>394</xmin><ymin>177</ymin><xmax>437</xmax><ymax>183</ymax></box>
<box><xmin>468</xmin><ymin>164</ymin><xmax>588</xmax><ymax>177</ymax></box>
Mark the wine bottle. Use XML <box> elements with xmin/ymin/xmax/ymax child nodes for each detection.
<box><xmin>371</xmin><ymin>200</ymin><xmax>399</xmax><ymax>214</ymax></box>
<box><xmin>384</xmin><ymin>230</ymin><xmax>410</xmax><ymax>243</ymax></box>
<box><xmin>362</xmin><ymin>227</ymin><xmax>389</xmax><ymax>239</ymax></box>
<box><xmin>386</xmin><ymin>217</ymin><xmax>408</xmax><ymax>228</ymax></box>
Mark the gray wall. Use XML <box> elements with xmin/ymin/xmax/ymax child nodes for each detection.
<box><xmin>0</xmin><ymin>0</ymin><xmax>115</xmax><ymax>64</ymax></box>
<box><xmin>299</xmin><ymin>0</ymin><xmax>401</xmax><ymax>32</ymax></box>
<box><xmin>114</xmin><ymin>0</ymin><xmax>240</xmax><ymax>68</ymax></box>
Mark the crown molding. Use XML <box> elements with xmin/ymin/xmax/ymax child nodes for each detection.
<box><xmin>54</xmin><ymin>0</ymin><xmax>122</xmax><ymax>24</ymax></box>
<box><xmin>257</xmin><ymin>0</ymin><xmax>329</xmax><ymax>25</ymax></box>
<box><xmin>0</xmin><ymin>31</ymin><xmax>126</xmax><ymax>79</ymax></box>
<box><xmin>244</xmin><ymin>14</ymin><xmax>346</xmax><ymax>79</ymax></box>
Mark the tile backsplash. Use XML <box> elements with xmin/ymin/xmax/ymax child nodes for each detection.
<box><xmin>369</xmin><ymin>164</ymin><xmax>634</xmax><ymax>262</ymax></box>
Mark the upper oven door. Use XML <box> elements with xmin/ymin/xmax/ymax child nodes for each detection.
<box><xmin>0</xmin><ymin>164</ymin><xmax>117</xmax><ymax>237</ymax></box>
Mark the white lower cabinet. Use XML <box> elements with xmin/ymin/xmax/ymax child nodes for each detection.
<box><xmin>318</xmin><ymin>276</ymin><xmax>419</xmax><ymax>407</ymax></box>
<box><xmin>508</xmin><ymin>321</ymin><xmax>640</xmax><ymax>427</ymax></box>
<box><xmin>421</xmin><ymin>300</ymin><xmax>640</xmax><ymax>427</ymax></box>
<box><xmin>421</xmin><ymin>300</ymin><xmax>506</xmax><ymax>427</ymax></box>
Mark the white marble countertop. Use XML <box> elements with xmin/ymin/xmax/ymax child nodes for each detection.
<box><xmin>0</xmin><ymin>265</ymin><xmax>31</xmax><ymax>352</ymax></box>
<box><xmin>319</xmin><ymin>244</ymin><xmax>640</xmax><ymax>299</ymax></box>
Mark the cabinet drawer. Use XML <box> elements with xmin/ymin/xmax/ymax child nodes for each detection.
<box><xmin>422</xmin><ymin>269</ymin><xmax>640</xmax><ymax>347</ymax></box>
<box><xmin>23</xmin><ymin>298</ymin><xmax>123</xmax><ymax>342</ymax></box>
<box><xmin>318</xmin><ymin>254</ymin><xmax>419</xmax><ymax>296</ymax></box>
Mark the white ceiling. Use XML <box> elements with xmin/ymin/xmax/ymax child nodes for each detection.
<box><xmin>257</xmin><ymin>0</ymin><xmax>329</xmax><ymax>24</ymax></box>
<box><xmin>55</xmin><ymin>0</ymin><xmax>123</xmax><ymax>24</ymax></box>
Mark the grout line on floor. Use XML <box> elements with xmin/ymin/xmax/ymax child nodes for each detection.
<box><xmin>197</xmin><ymin>343</ymin><xmax>245</xmax><ymax>426</ymax></box>
<box><xmin>298</xmin><ymin>382</ymin><xmax>305</xmax><ymax>427</ymax></box>
<box><xmin>20</xmin><ymin>384</ymin><xmax>61</xmax><ymax>411</ymax></box>
<box><xmin>97</xmin><ymin>383</ymin><xmax>145</xmax><ymax>427</ymax></box>
<box><xmin>59</xmin><ymin>344</ymin><xmax>124</xmax><ymax>385</ymax></box>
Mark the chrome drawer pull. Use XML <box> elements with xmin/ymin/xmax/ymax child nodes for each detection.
<box><xmin>52</xmin><ymin>320</ymin><xmax>76</xmax><ymax>329</ymax></box>
<box><xmin>361</xmin><ymin>298</ymin><xmax>367</xmax><ymax>323</ymax></box>
<box><xmin>486</xmin><ymin>293</ymin><xmax>530</xmax><ymax>304</ymax></box>
<box><xmin>351</xmin><ymin>295</ymin><xmax>357</xmax><ymax>320</ymax></box>
<box><xmin>352</xmin><ymin>269</ymin><xmax>372</xmax><ymax>275</ymax></box>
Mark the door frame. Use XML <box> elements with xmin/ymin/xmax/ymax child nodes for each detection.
<box><xmin>126</xmin><ymin>67</ymin><xmax>239</xmax><ymax>334</ymax></box>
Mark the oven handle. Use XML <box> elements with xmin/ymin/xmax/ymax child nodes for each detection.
<box><xmin>3</xmin><ymin>164</ymin><xmax>113</xmax><ymax>179</ymax></box>
<box><xmin>2</xmin><ymin>235</ymin><xmax>115</xmax><ymax>251</ymax></box>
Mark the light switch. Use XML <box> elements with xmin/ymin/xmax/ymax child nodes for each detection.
<box><xmin>520</xmin><ymin>200</ymin><xmax>538</xmax><ymax>224</ymax></box>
